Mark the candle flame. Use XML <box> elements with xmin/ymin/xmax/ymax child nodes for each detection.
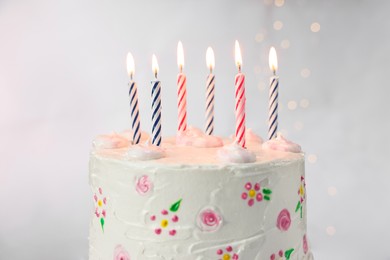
<box><xmin>235</xmin><ymin>40</ymin><xmax>242</xmax><ymax>70</ymax></box>
<box><xmin>206</xmin><ymin>47</ymin><xmax>215</xmax><ymax>71</ymax></box>
<box><xmin>152</xmin><ymin>54</ymin><xmax>159</xmax><ymax>77</ymax></box>
<box><xmin>269</xmin><ymin>46</ymin><xmax>278</xmax><ymax>73</ymax></box>
<box><xmin>126</xmin><ymin>52</ymin><xmax>135</xmax><ymax>78</ymax></box>
<box><xmin>177</xmin><ymin>41</ymin><xmax>184</xmax><ymax>71</ymax></box>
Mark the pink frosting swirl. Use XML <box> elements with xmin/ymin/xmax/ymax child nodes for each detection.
<box><xmin>135</xmin><ymin>175</ymin><xmax>153</xmax><ymax>195</ymax></box>
<box><xmin>303</xmin><ymin>234</ymin><xmax>308</xmax><ymax>254</ymax></box>
<box><xmin>113</xmin><ymin>245</ymin><xmax>130</xmax><ymax>260</ymax></box>
<box><xmin>276</xmin><ymin>209</ymin><xmax>291</xmax><ymax>231</ymax></box>
<box><xmin>262</xmin><ymin>133</ymin><xmax>302</xmax><ymax>153</ymax></box>
<box><xmin>197</xmin><ymin>208</ymin><xmax>222</xmax><ymax>232</ymax></box>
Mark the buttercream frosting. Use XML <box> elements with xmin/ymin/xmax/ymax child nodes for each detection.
<box><xmin>176</xmin><ymin>126</ymin><xmax>223</xmax><ymax>148</ymax></box>
<box><xmin>262</xmin><ymin>133</ymin><xmax>302</xmax><ymax>153</ymax></box>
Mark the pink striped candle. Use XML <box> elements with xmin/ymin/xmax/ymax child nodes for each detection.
<box><xmin>234</xmin><ymin>41</ymin><xmax>246</xmax><ymax>148</ymax></box>
<box><xmin>177</xmin><ymin>41</ymin><xmax>187</xmax><ymax>132</ymax></box>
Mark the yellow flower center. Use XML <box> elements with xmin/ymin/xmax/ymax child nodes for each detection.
<box><xmin>161</xmin><ymin>219</ymin><xmax>169</xmax><ymax>228</ymax></box>
<box><xmin>222</xmin><ymin>254</ymin><xmax>231</xmax><ymax>260</ymax></box>
<box><xmin>98</xmin><ymin>200</ymin><xmax>103</xmax><ymax>207</ymax></box>
<box><xmin>249</xmin><ymin>189</ymin><xmax>256</xmax><ymax>198</ymax></box>
<box><xmin>300</xmin><ymin>185</ymin><xmax>304</xmax><ymax>196</ymax></box>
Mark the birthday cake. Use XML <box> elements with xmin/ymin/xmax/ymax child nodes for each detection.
<box><xmin>88</xmin><ymin>130</ymin><xmax>314</xmax><ymax>260</ymax></box>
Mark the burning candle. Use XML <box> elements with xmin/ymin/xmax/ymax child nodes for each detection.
<box><xmin>151</xmin><ymin>54</ymin><xmax>162</xmax><ymax>146</ymax></box>
<box><xmin>268</xmin><ymin>46</ymin><xmax>279</xmax><ymax>140</ymax></box>
<box><xmin>177</xmin><ymin>41</ymin><xmax>187</xmax><ymax>132</ymax></box>
<box><xmin>205</xmin><ymin>47</ymin><xmax>215</xmax><ymax>135</ymax></box>
<box><xmin>234</xmin><ymin>40</ymin><xmax>246</xmax><ymax>148</ymax></box>
<box><xmin>126</xmin><ymin>52</ymin><xmax>141</xmax><ymax>144</ymax></box>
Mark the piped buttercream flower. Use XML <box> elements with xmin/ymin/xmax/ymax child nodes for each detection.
<box><xmin>135</xmin><ymin>175</ymin><xmax>153</xmax><ymax>195</ymax></box>
<box><xmin>303</xmin><ymin>234</ymin><xmax>308</xmax><ymax>254</ymax></box>
<box><xmin>197</xmin><ymin>207</ymin><xmax>222</xmax><ymax>232</ymax></box>
<box><xmin>295</xmin><ymin>176</ymin><xmax>306</xmax><ymax>218</ymax></box>
<box><xmin>93</xmin><ymin>187</ymin><xmax>107</xmax><ymax>232</ymax></box>
<box><xmin>270</xmin><ymin>248</ymin><xmax>294</xmax><ymax>260</ymax></box>
<box><xmin>241</xmin><ymin>182</ymin><xmax>272</xmax><ymax>206</ymax></box>
<box><xmin>216</xmin><ymin>246</ymin><xmax>239</xmax><ymax>260</ymax></box>
<box><xmin>276</xmin><ymin>209</ymin><xmax>291</xmax><ymax>231</ymax></box>
<box><xmin>150</xmin><ymin>199</ymin><xmax>182</xmax><ymax>236</ymax></box>
<box><xmin>113</xmin><ymin>245</ymin><xmax>130</xmax><ymax>260</ymax></box>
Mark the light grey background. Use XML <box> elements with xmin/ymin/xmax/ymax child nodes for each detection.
<box><xmin>1</xmin><ymin>0</ymin><xmax>389</xmax><ymax>259</ymax></box>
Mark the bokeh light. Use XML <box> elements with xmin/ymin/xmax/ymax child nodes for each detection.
<box><xmin>287</xmin><ymin>100</ymin><xmax>298</xmax><ymax>110</ymax></box>
<box><xmin>301</xmin><ymin>68</ymin><xmax>311</xmax><ymax>78</ymax></box>
<box><xmin>328</xmin><ymin>186</ymin><xmax>338</xmax><ymax>196</ymax></box>
<box><xmin>255</xmin><ymin>33</ymin><xmax>265</xmax><ymax>43</ymax></box>
<box><xmin>311</xmin><ymin>22</ymin><xmax>321</xmax><ymax>32</ymax></box>
<box><xmin>274</xmin><ymin>0</ymin><xmax>285</xmax><ymax>7</ymax></box>
<box><xmin>326</xmin><ymin>226</ymin><xmax>336</xmax><ymax>236</ymax></box>
<box><xmin>308</xmin><ymin>154</ymin><xmax>317</xmax><ymax>163</ymax></box>
<box><xmin>300</xmin><ymin>98</ymin><xmax>310</xmax><ymax>108</ymax></box>
<box><xmin>281</xmin><ymin>39</ymin><xmax>290</xmax><ymax>49</ymax></box>
<box><xmin>294</xmin><ymin>121</ymin><xmax>304</xmax><ymax>131</ymax></box>
<box><xmin>273</xmin><ymin>20</ymin><xmax>283</xmax><ymax>30</ymax></box>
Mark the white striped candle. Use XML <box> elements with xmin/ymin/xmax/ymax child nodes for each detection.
<box><xmin>205</xmin><ymin>47</ymin><xmax>215</xmax><ymax>135</ymax></box>
<box><xmin>126</xmin><ymin>52</ymin><xmax>141</xmax><ymax>144</ymax></box>
<box><xmin>268</xmin><ymin>47</ymin><xmax>279</xmax><ymax>140</ymax></box>
<box><xmin>234</xmin><ymin>41</ymin><xmax>246</xmax><ymax>148</ymax></box>
<box><xmin>151</xmin><ymin>54</ymin><xmax>162</xmax><ymax>146</ymax></box>
<box><xmin>177</xmin><ymin>41</ymin><xmax>187</xmax><ymax>132</ymax></box>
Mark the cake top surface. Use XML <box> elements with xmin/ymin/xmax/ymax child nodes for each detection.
<box><xmin>91</xmin><ymin>129</ymin><xmax>303</xmax><ymax>167</ymax></box>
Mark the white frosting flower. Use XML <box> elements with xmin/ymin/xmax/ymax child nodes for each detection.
<box><xmin>262</xmin><ymin>133</ymin><xmax>302</xmax><ymax>153</ymax></box>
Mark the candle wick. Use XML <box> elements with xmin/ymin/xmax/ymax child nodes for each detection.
<box><xmin>154</xmin><ymin>71</ymin><xmax>157</xmax><ymax>79</ymax></box>
<box><xmin>238</xmin><ymin>64</ymin><xmax>241</xmax><ymax>73</ymax></box>
<box><xmin>130</xmin><ymin>73</ymin><xmax>133</xmax><ymax>81</ymax></box>
<box><xmin>210</xmin><ymin>66</ymin><xmax>213</xmax><ymax>74</ymax></box>
<box><xmin>273</xmin><ymin>69</ymin><xmax>276</xmax><ymax>76</ymax></box>
<box><xmin>180</xmin><ymin>65</ymin><xmax>183</xmax><ymax>73</ymax></box>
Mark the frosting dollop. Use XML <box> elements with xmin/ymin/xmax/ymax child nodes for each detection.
<box><xmin>176</xmin><ymin>126</ymin><xmax>223</xmax><ymax>148</ymax></box>
<box><xmin>218</xmin><ymin>142</ymin><xmax>256</xmax><ymax>163</ymax></box>
<box><xmin>245</xmin><ymin>128</ymin><xmax>263</xmax><ymax>144</ymax></box>
<box><xmin>262</xmin><ymin>133</ymin><xmax>302</xmax><ymax>153</ymax></box>
<box><xmin>93</xmin><ymin>133</ymin><xmax>129</xmax><ymax>149</ymax></box>
<box><xmin>126</xmin><ymin>141</ymin><xmax>165</xmax><ymax>160</ymax></box>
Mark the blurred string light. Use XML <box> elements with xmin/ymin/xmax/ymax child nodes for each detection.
<box><xmin>301</xmin><ymin>68</ymin><xmax>311</xmax><ymax>78</ymax></box>
<box><xmin>274</xmin><ymin>0</ymin><xmax>285</xmax><ymax>7</ymax></box>
<box><xmin>273</xmin><ymin>20</ymin><xmax>283</xmax><ymax>30</ymax></box>
<box><xmin>326</xmin><ymin>226</ymin><xmax>336</xmax><ymax>236</ymax></box>
<box><xmin>281</xmin><ymin>39</ymin><xmax>290</xmax><ymax>49</ymax></box>
<box><xmin>255</xmin><ymin>33</ymin><xmax>265</xmax><ymax>43</ymax></box>
<box><xmin>307</xmin><ymin>154</ymin><xmax>317</xmax><ymax>163</ymax></box>
<box><xmin>287</xmin><ymin>100</ymin><xmax>298</xmax><ymax>110</ymax></box>
<box><xmin>300</xmin><ymin>98</ymin><xmax>310</xmax><ymax>108</ymax></box>
<box><xmin>294</xmin><ymin>121</ymin><xmax>304</xmax><ymax>131</ymax></box>
<box><xmin>328</xmin><ymin>186</ymin><xmax>338</xmax><ymax>196</ymax></box>
<box><xmin>310</xmin><ymin>22</ymin><xmax>321</xmax><ymax>32</ymax></box>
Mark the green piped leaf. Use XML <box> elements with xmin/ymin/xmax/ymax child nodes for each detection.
<box><xmin>285</xmin><ymin>248</ymin><xmax>294</xmax><ymax>260</ymax></box>
<box><xmin>264</xmin><ymin>195</ymin><xmax>271</xmax><ymax>201</ymax></box>
<box><xmin>295</xmin><ymin>201</ymin><xmax>301</xmax><ymax>212</ymax></box>
<box><xmin>300</xmin><ymin>206</ymin><xmax>303</xmax><ymax>219</ymax></box>
<box><xmin>100</xmin><ymin>218</ymin><xmax>105</xmax><ymax>232</ymax></box>
<box><xmin>170</xmin><ymin>199</ymin><xmax>182</xmax><ymax>212</ymax></box>
<box><xmin>262</xmin><ymin>188</ymin><xmax>272</xmax><ymax>195</ymax></box>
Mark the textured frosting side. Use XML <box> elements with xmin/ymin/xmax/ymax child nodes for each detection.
<box><xmin>88</xmin><ymin>140</ymin><xmax>312</xmax><ymax>260</ymax></box>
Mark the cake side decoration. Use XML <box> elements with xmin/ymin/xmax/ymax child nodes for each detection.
<box><xmin>296</xmin><ymin>176</ymin><xmax>306</xmax><ymax>218</ymax></box>
<box><xmin>93</xmin><ymin>187</ymin><xmax>107</xmax><ymax>232</ymax></box>
<box><xmin>270</xmin><ymin>248</ymin><xmax>294</xmax><ymax>260</ymax></box>
<box><xmin>196</xmin><ymin>207</ymin><xmax>223</xmax><ymax>232</ymax></box>
<box><xmin>218</xmin><ymin>141</ymin><xmax>256</xmax><ymax>163</ymax></box>
<box><xmin>303</xmin><ymin>234</ymin><xmax>309</xmax><ymax>254</ymax></box>
<box><xmin>135</xmin><ymin>175</ymin><xmax>153</xmax><ymax>195</ymax></box>
<box><xmin>262</xmin><ymin>133</ymin><xmax>302</xmax><ymax>153</ymax></box>
<box><xmin>241</xmin><ymin>181</ymin><xmax>272</xmax><ymax>206</ymax></box>
<box><xmin>176</xmin><ymin>126</ymin><xmax>223</xmax><ymax>147</ymax></box>
<box><xmin>276</xmin><ymin>208</ymin><xmax>291</xmax><ymax>231</ymax></box>
<box><xmin>216</xmin><ymin>245</ymin><xmax>239</xmax><ymax>260</ymax></box>
<box><xmin>113</xmin><ymin>245</ymin><xmax>130</xmax><ymax>260</ymax></box>
<box><xmin>150</xmin><ymin>199</ymin><xmax>182</xmax><ymax>236</ymax></box>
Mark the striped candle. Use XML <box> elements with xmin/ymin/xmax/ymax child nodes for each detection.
<box><xmin>268</xmin><ymin>47</ymin><xmax>279</xmax><ymax>140</ymax></box>
<box><xmin>205</xmin><ymin>47</ymin><xmax>215</xmax><ymax>135</ymax></box>
<box><xmin>234</xmin><ymin>41</ymin><xmax>246</xmax><ymax>148</ymax></box>
<box><xmin>126</xmin><ymin>52</ymin><xmax>141</xmax><ymax>144</ymax></box>
<box><xmin>151</xmin><ymin>54</ymin><xmax>162</xmax><ymax>146</ymax></box>
<box><xmin>177</xmin><ymin>41</ymin><xmax>187</xmax><ymax>132</ymax></box>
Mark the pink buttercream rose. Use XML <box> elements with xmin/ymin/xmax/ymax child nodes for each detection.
<box><xmin>197</xmin><ymin>208</ymin><xmax>222</xmax><ymax>232</ymax></box>
<box><xmin>303</xmin><ymin>234</ymin><xmax>308</xmax><ymax>254</ymax></box>
<box><xmin>276</xmin><ymin>209</ymin><xmax>291</xmax><ymax>231</ymax></box>
<box><xmin>113</xmin><ymin>245</ymin><xmax>130</xmax><ymax>260</ymax></box>
<box><xmin>135</xmin><ymin>175</ymin><xmax>153</xmax><ymax>195</ymax></box>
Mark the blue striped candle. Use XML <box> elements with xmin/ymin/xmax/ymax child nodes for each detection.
<box><xmin>268</xmin><ymin>47</ymin><xmax>279</xmax><ymax>140</ymax></box>
<box><xmin>151</xmin><ymin>54</ymin><xmax>162</xmax><ymax>146</ymax></box>
<box><xmin>127</xmin><ymin>52</ymin><xmax>141</xmax><ymax>144</ymax></box>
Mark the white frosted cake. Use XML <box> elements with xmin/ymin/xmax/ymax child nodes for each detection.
<box><xmin>89</xmin><ymin>129</ymin><xmax>313</xmax><ymax>260</ymax></box>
